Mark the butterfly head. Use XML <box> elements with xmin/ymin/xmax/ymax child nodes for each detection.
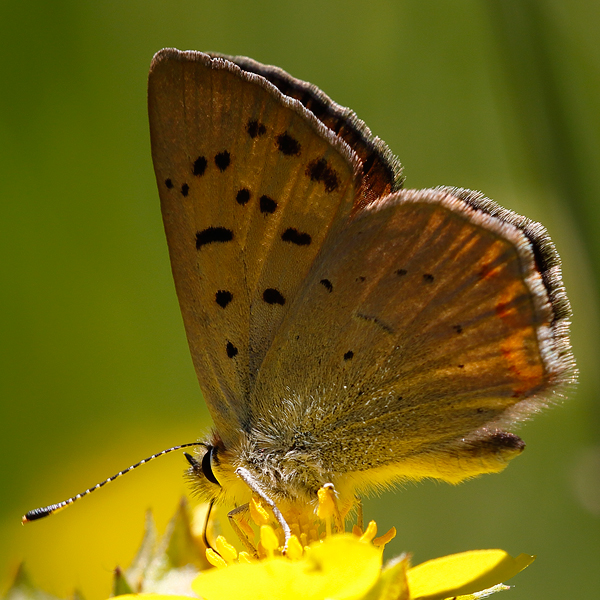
<box><xmin>183</xmin><ymin>436</ymin><xmax>226</xmax><ymax>503</ymax></box>
<box><xmin>183</xmin><ymin>433</ymin><xmax>260</xmax><ymax>507</ymax></box>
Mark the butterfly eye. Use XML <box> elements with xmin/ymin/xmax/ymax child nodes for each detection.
<box><xmin>201</xmin><ymin>446</ymin><xmax>220</xmax><ymax>486</ymax></box>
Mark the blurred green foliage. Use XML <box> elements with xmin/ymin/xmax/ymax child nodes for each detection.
<box><xmin>1</xmin><ymin>1</ymin><xmax>598</xmax><ymax>599</ymax></box>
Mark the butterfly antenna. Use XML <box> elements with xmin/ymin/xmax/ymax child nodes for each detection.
<box><xmin>21</xmin><ymin>442</ymin><xmax>204</xmax><ymax>524</ymax></box>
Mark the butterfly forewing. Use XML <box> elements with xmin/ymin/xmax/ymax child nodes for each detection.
<box><xmin>149</xmin><ymin>50</ymin><xmax>361</xmax><ymax>445</ymax></box>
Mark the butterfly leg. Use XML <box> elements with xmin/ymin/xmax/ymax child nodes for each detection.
<box><xmin>236</xmin><ymin>466</ymin><xmax>292</xmax><ymax>551</ymax></box>
<box><xmin>227</xmin><ymin>503</ymin><xmax>257</xmax><ymax>556</ymax></box>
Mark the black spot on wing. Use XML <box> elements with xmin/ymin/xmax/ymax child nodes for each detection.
<box><xmin>281</xmin><ymin>228</ymin><xmax>311</xmax><ymax>245</ymax></box>
<box><xmin>306</xmin><ymin>158</ymin><xmax>339</xmax><ymax>192</ymax></box>
<box><xmin>344</xmin><ymin>351</ymin><xmax>354</xmax><ymax>361</ymax></box>
<box><xmin>215</xmin><ymin>151</ymin><xmax>231</xmax><ymax>171</ymax></box>
<box><xmin>165</xmin><ymin>178</ymin><xmax>174</xmax><ymax>189</ymax></box>
<box><xmin>396</xmin><ymin>269</ymin><xmax>407</xmax><ymax>277</ymax></box>
<box><xmin>196</xmin><ymin>227</ymin><xmax>234</xmax><ymax>249</ymax></box>
<box><xmin>263</xmin><ymin>288</ymin><xmax>285</xmax><ymax>305</ymax></box>
<box><xmin>260</xmin><ymin>195</ymin><xmax>277</xmax><ymax>214</ymax></box>
<box><xmin>215</xmin><ymin>291</ymin><xmax>233</xmax><ymax>308</ymax></box>
<box><xmin>276</xmin><ymin>132</ymin><xmax>301</xmax><ymax>156</ymax></box>
<box><xmin>181</xmin><ymin>183</ymin><xmax>189</xmax><ymax>196</ymax></box>
<box><xmin>247</xmin><ymin>120</ymin><xmax>267</xmax><ymax>138</ymax></box>
<box><xmin>193</xmin><ymin>156</ymin><xmax>207</xmax><ymax>176</ymax></box>
<box><xmin>423</xmin><ymin>273</ymin><xmax>434</xmax><ymax>283</ymax></box>
<box><xmin>453</xmin><ymin>324</ymin><xmax>463</xmax><ymax>334</ymax></box>
<box><xmin>226</xmin><ymin>342</ymin><xmax>238</xmax><ymax>358</ymax></box>
<box><xmin>356</xmin><ymin>276</ymin><xmax>366</xmax><ymax>282</ymax></box>
<box><xmin>236</xmin><ymin>189</ymin><xmax>251</xmax><ymax>205</ymax></box>
<box><xmin>320</xmin><ymin>279</ymin><xmax>333</xmax><ymax>293</ymax></box>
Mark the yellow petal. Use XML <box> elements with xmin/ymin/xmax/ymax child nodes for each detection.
<box><xmin>407</xmin><ymin>549</ymin><xmax>534</xmax><ymax>600</ymax></box>
<box><xmin>113</xmin><ymin>595</ymin><xmax>192</xmax><ymax>600</ymax></box>
<box><xmin>206</xmin><ymin>548</ymin><xmax>228</xmax><ymax>569</ymax></box>
<box><xmin>260</xmin><ymin>525</ymin><xmax>280</xmax><ymax>554</ymax></box>
<box><xmin>317</xmin><ymin>485</ymin><xmax>336</xmax><ymax>520</ymax></box>
<box><xmin>238</xmin><ymin>551</ymin><xmax>255</xmax><ymax>564</ymax></box>
<box><xmin>359</xmin><ymin>521</ymin><xmax>378</xmax><ymax>543</ymax></box>
<box><xmin>286</xmin><ymin>534</ymin><xmax>304</xmax><ymax>560</ymax></box>
<box><xmin>362</xmin><ymin>555</ymin><xmax>410</xmax><ymax>600</ymax></box>
<box><xmin>373</xmin><ymin>527</ymin><xmax>397</xmax><ymax>548</ymax></box>
<box><xmin>215</xmin><ymin>535</ymin><xmax>238</xmax><ymax>564</ymax></box>
<box><xmin>193</xmin><ymin>534</ymin><xmax>382</xmax><ymax>600</ymax></box>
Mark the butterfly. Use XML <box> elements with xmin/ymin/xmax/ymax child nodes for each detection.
<box><xmin>147</xmin><ymin>48</ymin><xmax>575</xmax><ymax>529</ymax></box>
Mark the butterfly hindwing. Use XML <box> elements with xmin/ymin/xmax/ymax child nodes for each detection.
<box><xmin>251</xmin><ymin>187</ymin><xmax>573</xmax><ymax>483</ymax></box>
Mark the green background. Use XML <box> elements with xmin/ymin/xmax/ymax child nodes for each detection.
<box><xmin>1</xmin><ymin>1</ymin><xmax>599</xmax><ymax>599</ymax></box>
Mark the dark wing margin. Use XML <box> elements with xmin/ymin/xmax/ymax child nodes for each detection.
<box><xmin>437</xmin><ymin>186</ymin><xmax>574</xmax><ymax>374</ymax></box>
<box><xmin>211</xmin><ymin>52</ymin><xmax>404</xmax><ymax>206</ymax></box>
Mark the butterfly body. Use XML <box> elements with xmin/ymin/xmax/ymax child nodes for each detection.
<box><xmin>148</xmin><ymin>49</ymin><xmax>575</xmax><ymax>515</ymax></box>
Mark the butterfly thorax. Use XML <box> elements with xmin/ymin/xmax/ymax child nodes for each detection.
<box><xmin>188</xmin><ymin>427</ymin><xmax>358</xmax><ymax>513</ymax></box>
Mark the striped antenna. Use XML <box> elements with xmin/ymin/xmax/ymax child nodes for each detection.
<box><xmin>22</xmin><ymin>442</ymin><xmax>204</xmax><ymax>524</ymax></box>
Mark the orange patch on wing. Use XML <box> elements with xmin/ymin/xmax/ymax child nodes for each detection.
<box><xmin>479</xmin><ymin>261</ymin><xmax>502</xmax><ymax>280</ymax></box>
<box><xmin>500</xmin><ymin>335</ymin><xmax>544</xmax><ymax>398</ymax></box>
<box><xmin>477</xmin><ymin>240</ymin><xmax>509</xmax><ymax>280</ymax></box>
<box><xmin>496</xmin><ymin>282</ymin><xmax>544</xmax><ymax>398</ymax></box>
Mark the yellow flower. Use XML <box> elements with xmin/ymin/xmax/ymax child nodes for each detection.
<box><xmin>194</xmin><ymin>534</ymin><xmax>382</xmax><ymax>600</ymax></box>
<box><xmin>109</xmin><ymin>488</ymin><xmax>534</xmax><ymax>600</ymax></box>
<box><xmin>4</xmin><ymin>488</ymin><xmax>530</xmax><ymax>600</ymax></box>
<box><xmin>185</xmin><ymin>534</ymin><xmax>533</xmax><ymax>600</ymax></box>
<box><xmin>114</xmin><ymin>536</ymin><xmax>532</xmax><ymax>600</ymax></box>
